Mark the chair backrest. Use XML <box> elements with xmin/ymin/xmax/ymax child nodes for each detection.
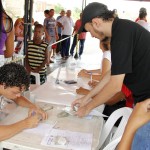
<box><xmin>98</xmin><ymin>107</ymin><xmax>133</xmax><ymax>149</ymax></box>
<box><xmin>103</xmin><ymin>136</ymin><xmax>122</xmax><ymax>150</ymax></box>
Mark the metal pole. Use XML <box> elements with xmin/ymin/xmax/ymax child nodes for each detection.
<box><xmin>82</xmin><ymin>0</ymin><xmax>84</xmax><ymax>11</ymax></box>
<box><xmin>28</xmin><ymin>0</ymin><xmax>33</xmax><ymax>40</ymax></box>
<box><xmin>24</xmin><ymin>0</ymin><xmax>29</xmax><ymax>58</ymax></box>
<box><xmin>85</xmin><ymin>0</ymin><xmax>86</xmax><ymax>8</ymax></box>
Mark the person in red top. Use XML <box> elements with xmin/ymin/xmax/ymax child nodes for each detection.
<box><xmin>122</xmin><ymin>84</ymin><xmax>134</xmax><ymax>108</ymax></box>
<box><xmin>70</xmin><ymin>13</ymin><xmax>86</xmax><ymax>57</ymax></box>
<box><xmin>135</xmin><ymin>7</ymin><xmax>147</xmax><ymax>22</ymax></box>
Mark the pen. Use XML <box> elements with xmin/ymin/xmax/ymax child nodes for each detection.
<box><xmin>90</xmin><ymin>72</ymin><xmax>92</xmax><ymax>83</ymax></box>
<box><xmin>31</xmin><ymin>111</ymin><xmax>43</xmax><ymax>121</ymax></box>
<box><xmin>31</xmin><ymin>111</ymin><xmax>36</xmax><ymax>116</ymax></box>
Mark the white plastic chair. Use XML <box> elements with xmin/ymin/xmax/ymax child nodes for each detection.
<box><xmin>99</xmin><ymin>107</ymin><xmax>133</xmax><ymax>150</ymax></box>
<box><xmin>30</xmin><ymin>72</ymin><xmax>40</xmax><ymax>85</ymax></box>
<box><xmin>103</xmin><ymin>136</ymin><xmax>122</xmax><ymax>150</ymax></box>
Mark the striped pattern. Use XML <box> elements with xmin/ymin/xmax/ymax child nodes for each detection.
<box><xmin>27</xmin><ymin>41</ymin><xmax>48</xmax><ymax>75</ymax></box>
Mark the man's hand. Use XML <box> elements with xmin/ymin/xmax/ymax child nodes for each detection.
<box><xmin>28</xmin><ymin>105</ymin><xmax>48</xmax><ymax>121</ymax></box>
<box><xmin>75</xmin><ymin>105</ymin><xmax>91</xmax><ymax>118</ymax></box>
<box><xmin>71</xmin><ymin>95</ymin><xmax>90</xmax><ymax>110</ymax></box>
<box><xmin>56</xmin><ymin>34</ymin><xmax>59</xmax><ymax>40</ymax></box>
<box><xmin>46</xmin><ymin>35</ymin><xmax>51</xmax><ymax>43</ymax></box>
<box><xmin>23</xmin><ymin>115</ymin><xmax>40</xmax><ymax>128</ymax></box>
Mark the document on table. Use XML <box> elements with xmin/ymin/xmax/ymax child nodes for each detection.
<box><xmin>41</xmin><ymin>129</ymin><xmax>93</xmax><ymax>150</ymax></box>
<box><xmin>23</xmin><ymin>122</ymin><xmax>56</xmax><ymax>136</ymax></box>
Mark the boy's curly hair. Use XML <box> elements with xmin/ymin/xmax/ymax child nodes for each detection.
<box><xmin>0</xmin><ymin>63</ymin><xmax>30</xmax><ymax>90</ymax></box>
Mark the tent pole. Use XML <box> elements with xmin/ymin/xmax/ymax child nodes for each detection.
<box><xmin>28</xmin><ymin>0</ymin><xmax>33</xmax><ymax>40</ymax></box>
<box><xmin>24</xmin><ymin>0</ymin><xmax>29</xmax><ymax>65</ymax></box>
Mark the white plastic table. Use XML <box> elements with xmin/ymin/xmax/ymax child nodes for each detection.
<box><xmin>0</xmin><ymin>102</ymin><xmax>103</xmax><ymax>150</ymax></box>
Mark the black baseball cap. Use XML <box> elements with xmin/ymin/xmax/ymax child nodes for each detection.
<box><xmin>78</xmin><ymin>2</ymin><xmax>108</xmax><ymax>33</ymax></box>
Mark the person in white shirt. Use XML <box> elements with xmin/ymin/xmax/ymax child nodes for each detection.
<box><xmin>58</xmin><ymin>10</ymin><xmax>74</xmax><ymax>59</ymax></box>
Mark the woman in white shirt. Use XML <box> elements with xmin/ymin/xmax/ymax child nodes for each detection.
<box><xmin>76</xmin><ymin>37</ymin><xmax>111</xmax><ymax>95</ymax></box>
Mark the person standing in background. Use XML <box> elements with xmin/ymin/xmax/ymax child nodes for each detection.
<box><xmin>56</xmin><ymin>10</ymin><xmax>65</xmax><ymax>55</ymax></box>
<box><xmin>70</xmin><ymin>13</ymin><xmax>86</xmax><ymax>58</ymax></box>
<box><xmin>44</xmin><ymin>9</ymin><xmax>58</xmax><ymax>65</ymax></box>
<box><xmin>58</xmin><ymin>10</ymin><xmax>74</xmax><ymax>59</ymax></box>
<box><xmin>44</xmin><ymin>10</ymin><xmax>49</xmax><ymax>18</ymax></box>
<box><xmin>14</xmin><ymin>17</ymin><xmax>24</xmax><ymax>54</ymax></box>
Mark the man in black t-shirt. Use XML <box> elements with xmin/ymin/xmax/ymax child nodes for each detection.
<box><xmin>71</xmin><ymin>2</ymin><xmax>150</xmax><ymax>149</ymax></box>
<box><xmin>72</xmin><ymin>2</ymin><xmax>150</xmax><ymax>117</ymax></box>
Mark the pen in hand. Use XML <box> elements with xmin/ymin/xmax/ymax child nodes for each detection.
<box><xmin>31</xmin><ymin>111</ymin><xmax>42</xmax><ymax>121</ymax></box>
<box><xmin>90</xmin><ymin>72</ymin><xmax>92</xmax><ymax>83</ymax></box>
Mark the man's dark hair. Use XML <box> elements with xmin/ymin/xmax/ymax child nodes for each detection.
<box><xmin>139</xmin><ymin>11</ymin><xmax>147</xmax><ymax>19</ymax></box>
<box><xmin>49</xmin><ymin>9</ymin><xmax>54</xmax><ymax>12</ymax></box>
<box><xmin>44</xmin><ymin>10</ymin><xmax>49</xmax><ymax>14</ymax></box>
<box><xmin>98</xmin><ymin>10</ymin><xmax>115</xmax><ymax>21</ymax></box>
<box><xmin>0</xmin><ymin>63</ymin><xmax>30</xmax><ymax>90</ymax></box>
<box><xmin>34</xmin><ymin>24</ymin><xmax>44</xmax><ymax>32</ymax></box>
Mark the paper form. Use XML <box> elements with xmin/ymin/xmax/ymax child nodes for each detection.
<box><xmin>41</xmin><ymin>129</ymin><xmax>93</xmax><ymax>150</ymax></box>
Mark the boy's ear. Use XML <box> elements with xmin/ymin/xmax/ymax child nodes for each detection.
<box><xmin>0</xmin><ymin>83</ymin><xmax>6</xmax><ymax>89</ymax></box>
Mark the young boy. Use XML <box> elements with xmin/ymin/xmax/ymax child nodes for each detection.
<box><xmin>26</xmin><ymin>24</ymin><xmax>48</xmax><ymax>84</ymax></box>
<box><xmin>0</xmin><ymin>63</ymin><xmax>47</xmax><ymax>141</ymax></box>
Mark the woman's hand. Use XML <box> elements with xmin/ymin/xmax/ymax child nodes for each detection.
<box><xmin>76</xmin><ymin>87</ymin><xmax>90</xmax><ymax>95</ymax></box>
<box><xmin>88</xmin><ymin>80</ymin><xmax>99</xmax><ymax>88</ymax></box>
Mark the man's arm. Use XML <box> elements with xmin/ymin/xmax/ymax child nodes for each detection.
<box><xmin>106</xmin><ymin>91</ymin><xmax>125</xmax><ymax>105</ymax></box>
<box><xmin>13</xmin><ymin>96</ymin><xmax>35</xmax><ymax>108</ymax></box>
<box><xmin>0</xmin><ymin>115</ymin><xmax>40</xmax><ymax>141</ymax></box>
<box><xmin>72</xmin><ymin>71</ymin><xmax>111</xmax><ymax>109</ymax></box>
<box><xmin>76</xmin><ymin>73</ymin><xmax>125</xmax><ymax>117</ymax></box>
<box><xmin>44</xmin><ymin>26</ymin><xmax>50</xmax><ymax>42</ymax></box>
<box><xmin>87</xmin><ymin>74</ymin><xmax>124</xmax><ymax>111</ymax></box>
<box><xmin>14</xmin><ymin>96</ymin><xmax>47</xmax><ymax>120</ymax></box>
<box><xmin>43</xmin><ymin>19</ymin><xmax>51</xmax><ymax>42</ymax></box>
